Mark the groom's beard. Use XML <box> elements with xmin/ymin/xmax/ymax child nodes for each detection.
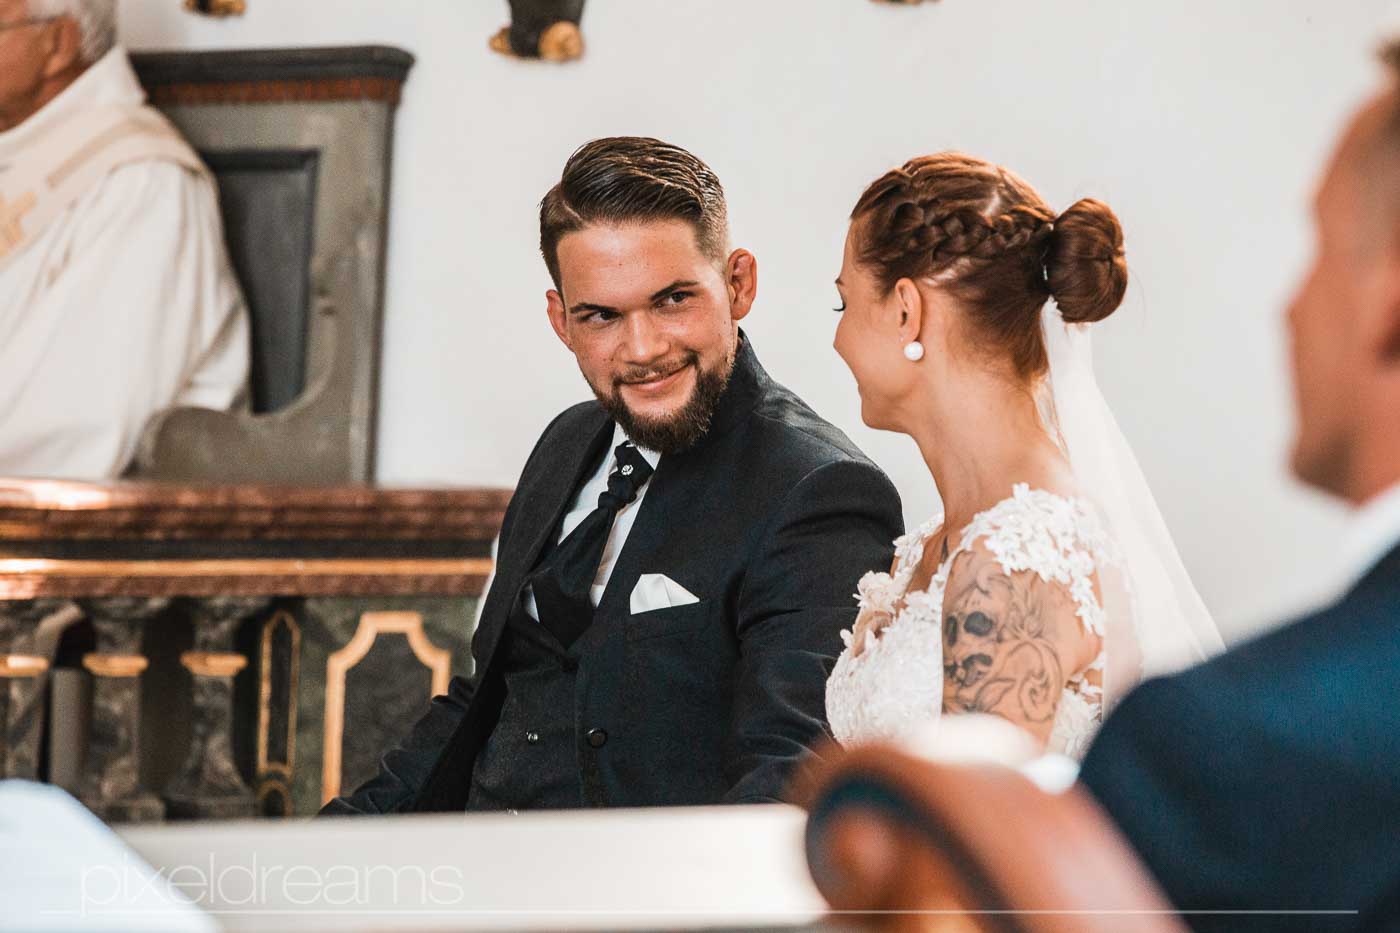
<box><xmin>587</xmin><ymin>348</ymin><xmax>735</xmax><ymax>456</ymax></box>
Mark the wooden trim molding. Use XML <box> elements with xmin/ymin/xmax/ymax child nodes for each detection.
<box><xmin>0</xmin><ymin>654</ymin><xmax>48</xmax><ymax>677</ymax></box>
<box><xmin>255</xmin><ymin>777</ymin><xmax>292</xmax><ymax>815</ymax></box>
<box><xmin>147</xmin><ymin>77</ymin><xmax>405</xmax><ymax>107</ymax></box>
<box><xmin>321</xmin><ymin>611</ymin><xmax>452</xmax><ymax>805</ymax></box>
<box><xmin>0</xmin><ymin>480</ymin><xmax>511</xmax><ymax>542</ymax></box>
<box><xmin>180</xmin><ymin>651</ymin><xmax>248</xmax><ymax>678</ymax></box>
<box><xmin>131</xmin><ymin>46</ymin><xmax>414</xmax><ymax>86</ymax></box>
<box><xmin>0</xmin><ymin>557</ymin><xmax>494</xmax><ymax>599</ymax></box>
<box><xmin>257</xmin><ymin>610</ymin><xmax>300</xmax><ymax>782</ymax></box>
<box><xmin>131</xmin><ymin>46</ymin><xmax>414</xmax><ymax>107</ymax></box>
<box><xmin>82</xmin><ymin>653</ymin><xmax>149</xmax><ymax>678</ymax></box>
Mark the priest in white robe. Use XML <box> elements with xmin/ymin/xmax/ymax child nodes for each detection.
<box><xmin>0</xmin><ymin>0</ymin><xmax>250</xmax><ymax>479</ymax></box>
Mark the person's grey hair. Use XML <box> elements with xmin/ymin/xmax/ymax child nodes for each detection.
<box><xmin>28</xmin><ymin>0</ymin><xmax>116</xmax><ymax>63</ymax></box>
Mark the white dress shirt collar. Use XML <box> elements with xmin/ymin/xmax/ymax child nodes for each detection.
<box><xmin>517</xmin><ymin>422</ymin><xmax>660</xmax><ymax>621</ymax></box>
<box><xmin>612</xmin><ymin>424</ymin><xmax>661</xmax><ymax>469</ymax></box>
<box><xmin>1337</xmin><ymin>481</ymin><xmax>1400</xmax><ymax>596</ymax></box>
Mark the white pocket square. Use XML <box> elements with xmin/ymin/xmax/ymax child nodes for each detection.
<box><xmin>629</xmin><ymin>573</ymin><xmax>700</xmax><ymax>614</ymax></box>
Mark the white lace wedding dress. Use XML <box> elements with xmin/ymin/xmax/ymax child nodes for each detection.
<box><xmin>825</xmin><ymin>483</ymin><xmax>1120</xmax><ymax>761</ymax></box>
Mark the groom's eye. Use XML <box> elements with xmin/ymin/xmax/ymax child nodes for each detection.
<box><xmin>663</xmin><ymin>290</ymin><xmax>692</xmax><ymax>306</ymax></box>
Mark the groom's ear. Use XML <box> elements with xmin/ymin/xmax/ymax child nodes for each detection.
<box><xmin>546</xmin><ymin>288</ymin><xmax>574</xmax><ymax>351</ymax></box>
<box><xmin>724</xmin><ymin>249</ymin><xmax>758</xmax><ymax>322</ymax></box>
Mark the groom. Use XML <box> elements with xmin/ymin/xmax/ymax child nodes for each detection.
<box><xmin>324</xmin><ymin>137</ymin><xmax>903</xmax><ymax>814</ymax></box>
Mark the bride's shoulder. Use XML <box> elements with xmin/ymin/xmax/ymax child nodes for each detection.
<box><xmin>960</xmin><ymin>483</ymin><xmax>1116</xmax><ymax>574</ymax></box>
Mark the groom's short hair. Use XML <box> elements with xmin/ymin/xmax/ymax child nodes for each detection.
<box><xmin>539</xmin><ymin>137</ymin><xmax>730</xmax><ymax>291</ymax></box>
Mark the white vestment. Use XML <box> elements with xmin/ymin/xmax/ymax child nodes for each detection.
<box><xmin>0</xmin><ymin>47</ymin><xmax>250</xmax><ymax>480</ymax></box>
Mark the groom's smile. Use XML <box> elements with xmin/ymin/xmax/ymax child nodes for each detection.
<box><xmin>616</xmin><ymin>353</ymin><xmax>695</xmax><ymax>406</ymax></box>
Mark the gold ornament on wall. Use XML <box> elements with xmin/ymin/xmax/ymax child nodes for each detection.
<box><xmin>184</xmin><ymin>0</ymin><xmax>247</xmax><ymax>17</ymax></box>
<box><xmin>490</xmin><ymin>1</ymin><xmax>586</xmax><ymax>64</ymax></box>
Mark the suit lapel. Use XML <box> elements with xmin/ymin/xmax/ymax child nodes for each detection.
<box><xmin>520</xmin><ymin>413</ymin><xmax>613</xmax><ymax>575</ymax></box>
<box><xmin>481</xmin><ymin>409</ymin><xmax>612</xmax><ymax>649</ymax></box>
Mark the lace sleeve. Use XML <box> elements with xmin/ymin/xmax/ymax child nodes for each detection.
<box><xmin>954</xmin><ymin>484</ymin><xmax>1115</xmax><ymax>638</ymax></box>
<box><xmin>840</xmin><ymin>516</ymin><xmax>942</xmax><ymax>652</ymax></box>
<box><xmin>940</xmin><ymin>485</ymin><xmax>1112</xmax><ymax>744</ymax></box>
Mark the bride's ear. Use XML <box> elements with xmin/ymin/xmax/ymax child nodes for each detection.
<box><xmin>892</xmin><ymin>278</ymin><xmax>924</xmax><ymax>345</ymax></box>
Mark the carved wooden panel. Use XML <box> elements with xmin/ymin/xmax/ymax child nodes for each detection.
<box><xmin>321</xmin><ymin>611</ymin><xmax>451</xmax><ymax>805</ymax></box>
<box><xmin>255</xmin><ymin>609</ymin><xmax>299</xmax><ymax>816</ymax></box>
<box><xmin>202</xmin><ymin>150</ymin><xmax>319</xmax><ymax>414</ymax></box>
<box><xmin>0</xmin><ymin>480</ymin><xmax>496</xmax><ymax>819</ymax></box>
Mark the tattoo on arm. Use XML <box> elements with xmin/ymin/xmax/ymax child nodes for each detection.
<box><xmin>942</xmin><ymin>554</ymin><xmax>1065</xmax><ymax>729</ymax></box>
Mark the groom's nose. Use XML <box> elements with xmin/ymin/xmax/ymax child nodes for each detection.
<box><xmin>617</xmin><ymin>312</ymin><xmax>671</xmax><ymax>367</ymax></box>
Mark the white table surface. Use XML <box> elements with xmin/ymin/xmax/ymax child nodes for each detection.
<box><xmin>115</xmin><ymin>804</ymin><xmax>830</xmax><ymax>932</ymax></box>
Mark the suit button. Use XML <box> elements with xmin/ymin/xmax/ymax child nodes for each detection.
<box><xmin>525</xmin><ymin>731</ymin><xmax>540</xmax><ymax>744</ymax></box>
<box><xmin>586</xmin><ymin>728</ymin><xmax>608</xmax><ymax>749</ymax></box>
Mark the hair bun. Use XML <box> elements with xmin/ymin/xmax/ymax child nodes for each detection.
<box><xmin>1045</xmin><ymin>198</ymin><xmax>1127</xmax><ymax>324</ymax></box>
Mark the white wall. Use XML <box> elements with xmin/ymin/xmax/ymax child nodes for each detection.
<box><xmin>119</xmin><ymin>0</ymin><xmax>1392</xmax><ymax>642</ymax></box>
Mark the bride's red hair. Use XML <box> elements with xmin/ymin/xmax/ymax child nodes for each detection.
<box><xmin>851</xmin><ymin>153</ymin><xmax>1127</xmax><ymax>381</ymax></box>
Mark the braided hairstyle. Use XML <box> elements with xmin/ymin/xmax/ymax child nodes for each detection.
<box><xmin>851</xmin><ymin>153</ymin><xmax>1127</xmax><ymax>380</ymax></box>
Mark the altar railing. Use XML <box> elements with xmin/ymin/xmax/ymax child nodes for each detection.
<box><xmin>0</xmin><ymin>480</ymin><xmax>509</xmax><ymax>821</ymax></box>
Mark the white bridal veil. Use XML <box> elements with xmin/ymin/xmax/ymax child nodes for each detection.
<box><xmin>1036</xmin><ymin>306</ymin><xmax>1225</xmax><ymax>708</ymax></box>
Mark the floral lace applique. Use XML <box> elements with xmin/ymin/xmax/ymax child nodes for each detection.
<box><xmin>826</xmin><ymin>485</ymin><xmax>1117</xmax><ymax>760</ymax></box>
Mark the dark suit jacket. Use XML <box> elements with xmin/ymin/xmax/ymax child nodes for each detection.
<box><xmin>323</xmin><ymin>337</ymin><xmax>903</xmax><ymax>814</ymax></box>
<box><xmin>1079</xmin><ymin>542</ymin><xmax>1400</xmax><ymax>932</ymax></box>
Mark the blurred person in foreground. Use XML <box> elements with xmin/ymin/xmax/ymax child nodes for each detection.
<box><xmin>1076</xmin><ymin>38</ymin><xmax>1400</xmax><ymax>932</ymax></box>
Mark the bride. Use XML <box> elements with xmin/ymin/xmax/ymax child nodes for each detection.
<box><xmin>825</xmin><ymin>153</ymin><xmax>1223</xmax><ymax>759</ymax></box>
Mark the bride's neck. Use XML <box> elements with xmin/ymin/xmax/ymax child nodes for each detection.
<box><xmin>905</xmin><ymin>369</ymin><xmax>1064</xmax><ymax>526</ymax></box>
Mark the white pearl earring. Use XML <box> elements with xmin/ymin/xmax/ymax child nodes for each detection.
<box><xmin>903</xmin><ymin>341</ymin><xmax>925</xmax><ymax>362</ymax></box>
